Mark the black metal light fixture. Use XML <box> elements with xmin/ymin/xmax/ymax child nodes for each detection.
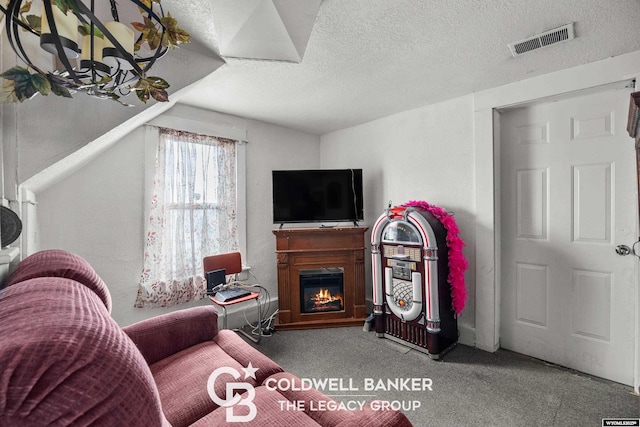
<box><xmin>0</xmin><ymin>0</ymin><xmax>190</xmax><ymax>105</ymax></box>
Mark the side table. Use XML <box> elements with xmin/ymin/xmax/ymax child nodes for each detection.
<box><xmin>210</xmin><ymin>291</ymin><xmax>262</xmax><ymax>343</ymax></box>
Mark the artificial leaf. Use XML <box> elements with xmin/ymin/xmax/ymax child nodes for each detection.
<box><xmin>138</xmin><ymin>0</ymin><xmax>156</xmax><ymax>10</ymax></box>
<box><xmin>0</xmin><ymin>66</ymin><xmax>51</xmax><ymax>102</ymax></box>
<box><xmin>133</xmin><ymin>78</ymin><xmax>151</xmax><ymax>103</ymax></box>
<box><xmin>0</xmin><ymin>80</ymin><xmax>19</xmax><ymax>103</ymax></box>
<box><xmin>53</xmin><ymin>0</ymin><xmax>81</xmax><ymax>15</ymax></box>
<box><xmin>145</xmin><ymin>76</ymin><xmax>169</xmax><ymax>89</ymax></box>
<box><xmin>133</xmin><ymin>75</ymin><xmax>170</xmax><ymax>103</ymax></box>
<box><xmin>1</xmin><ymin>66</ymin><xmax>31</xmax><ymax>81</ymax></box>
<box><xmin>160</xmin><ymin>13</ymin><xmax>191</xmax><ymax>48</ymax></box>
<box><xmin>18</xmin><ymin>0</ymin><xmax>32</xmax><ymax>14</ymax></box>
<box><xmin>97</xmin><ymin>75</ymin><xmax>113</xmax><ymax>85</ymax></box>
<box><xmin>135</xmin><ymin>87</ymin><xmax>150</xmax><ymax>103</ymax></box>
<box><xmin>23</xmin><ymin>14</ymin><xmax>41</xmax><ymax>33</ymax></box>
<box><xmin>78</xmin><ymin>23</ymin><xmax>104</xmax><ymax>38</ymax></box>
<box><xmin>30</xmin><ymin>73</ymin><xmax>50</xmax><ymax>96</ymax></box>
<box><xmin>137</xmin><ymin>0</ymin><xmax>161</xmax><ymax>14</ymax></box>
<box><xmin>130</xmin><ymin>16</ymin><xmax>155</xmax><ymax>34</ymax></box>
<box><xmin>47</xmin><ymin>75</ymin><xmax>72</xmax><ymax>98</ymax></box>
<box><xmin>150</xmin><ymin>87</ymin><xmax>169</xmax><ymax>102</ymax></box>
<box><xmin>132</xmin><ymin>16</ymin><xmax>162</xmax><ymax>51</ymax></box>
<box><xmin>16</xmin><ymin>1</ymin><xmax>40</xmax><ymax>34</ymax></box>
<box><xmin>130</xmin><ymin>21</ymin><xmax>146</xmax><ymax>33</ymax></box>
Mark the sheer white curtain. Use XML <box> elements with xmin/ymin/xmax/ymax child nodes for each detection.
<box><xmin>135</xmin><ymin>128</ymin><xmax>239</xmax><ymax>308</ymax></box>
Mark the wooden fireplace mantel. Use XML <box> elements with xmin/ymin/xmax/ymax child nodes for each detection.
<box><xmin>273</xmin><ymin>226</ymin><xmax>369</xmax><ymax>330</ymax></box>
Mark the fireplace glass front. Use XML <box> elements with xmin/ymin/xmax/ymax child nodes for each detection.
<box><xmin>300</xmin><ymin>268</ymin><xmax>344</xmax><ymax>314</ymax></box>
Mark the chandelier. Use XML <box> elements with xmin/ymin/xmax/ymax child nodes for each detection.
<box><xmin>0</xmin><ymin>0</ymin><xmax>190</xmax><ymax>105</ymax></box>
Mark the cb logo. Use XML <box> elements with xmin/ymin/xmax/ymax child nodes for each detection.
<box><xmin>207</xmin><ymin>363</ymin><xmax>259</xmax><ymax>422</ymax></box>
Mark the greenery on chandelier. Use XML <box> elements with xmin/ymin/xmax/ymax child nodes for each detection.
<box><xmin>0</xmin><ymin>0</ymin><xmax>191</xmax><ymax>105</ymax></box>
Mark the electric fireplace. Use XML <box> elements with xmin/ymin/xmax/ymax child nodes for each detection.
<box><xmin>272</xmin><ymin>226</ymin><xmax>368</xmax><ymax>330</ymax></box>
<box><xmin>300</xmin><ymin>269</ymin><xmax>344</xmax><ymax>314</ymax></box>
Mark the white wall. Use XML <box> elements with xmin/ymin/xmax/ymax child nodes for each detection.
<box><xmin>36</xmin><ymin>126</ymin><xmax>146</xmax><ymax>323</ymax></box>
<box><xmin>320</xmin><ymin>95</ymin><xmax>477</xmax><ymax>341</ymax></box>
<box><xmin>36</xmin><ymin>104</ymin><xmax>321</xmax><ymax>326</ymax></box>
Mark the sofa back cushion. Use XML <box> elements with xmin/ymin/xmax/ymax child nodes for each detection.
<box><xmin>4</xmin><ymin>249</ymin><xmax>111</xmax><ymax>312</ymax></box>
<box><xmin>0</xmin><ymin>278</ymin><xmax>168</xmax><ymax>426</ymax></box>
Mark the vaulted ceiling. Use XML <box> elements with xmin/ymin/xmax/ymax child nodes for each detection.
<box><xmin>4</xmin><ymin>0</ymin><xmax>639</xmax><ymax>137</ymax></box>
<box><xmin>166</xmin><ymin>0</ymin><xmax>640</xmax><ymax>135</ymax></box>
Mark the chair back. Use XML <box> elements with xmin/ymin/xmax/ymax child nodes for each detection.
<box><xmin>203</xmin><ymin>252</ymin><xmax>243</xmax><ymax>276</ymax></box>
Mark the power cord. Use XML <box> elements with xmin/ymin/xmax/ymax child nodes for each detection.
<box><xmin>220</xmin><ymin>269</ymin><xmax>277</xmax><ymax>337</ymax></box>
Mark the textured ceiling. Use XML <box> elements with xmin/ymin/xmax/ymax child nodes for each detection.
<box><xmin>174</xmin><ymin>0</ymin><xmax>640</xmax><ymax>135</ymax></box>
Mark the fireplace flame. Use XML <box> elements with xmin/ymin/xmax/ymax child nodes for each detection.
<box><xmin>312</xmin><ymin>288</ymin><xmax>343</xmax><ymax>305</ymax></box>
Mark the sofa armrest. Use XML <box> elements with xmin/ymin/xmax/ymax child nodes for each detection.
<box><xmin>123</xmin><ymin>305</ymin><xmax>219</xmax><ymax>365</ymax></box>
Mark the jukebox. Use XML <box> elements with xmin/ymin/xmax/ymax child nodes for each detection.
<box><xmin>371</xmin><ymin>204</ymin><xmax>459</xmax><ymax>359</ymax></box>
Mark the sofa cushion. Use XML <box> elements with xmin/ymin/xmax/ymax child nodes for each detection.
<box><xmin>150</xmin><ymin>330</ymin><xmax>283</xmax><ymax>427</ymax></box>
<box><xmin>0</xmin><ymin>278</ymin><xmax>167</xmax><ymax>426</ymax></box>
<box><xmin>4</xmin><ymin>249</ymin><xmax>111</xmax><ymax>312</ymax></box>
<box><xmin>214</xmin><ymin>330</ymin><xmax>285</xmax><ymax>384</ymax></box>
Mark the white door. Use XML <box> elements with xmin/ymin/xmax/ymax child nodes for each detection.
<box><xmin>500</xmin><ymin>87</ymin><xmax>637</xmax><ymax>385</ymax></box>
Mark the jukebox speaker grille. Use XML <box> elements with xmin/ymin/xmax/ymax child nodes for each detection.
<box><xmin>391</xmin><ymin>279</ymin><xmax>414</xmax><ymax>312</ymax></box>
<box><xmin>384</xmin><ymin>316</ymin><xmax>428</xmax><ymax>349</ymax></box>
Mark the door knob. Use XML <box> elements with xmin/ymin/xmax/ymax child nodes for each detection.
<box><xmin>615</xmin><ymin>245</ymin><xmax>632</xmax><ymax>256</ymax></box>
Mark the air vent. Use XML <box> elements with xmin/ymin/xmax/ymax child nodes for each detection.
<box><xmin>508</xmin><ymin>23</ymin><xmax>575</xmax><ymax>57</ymax></box>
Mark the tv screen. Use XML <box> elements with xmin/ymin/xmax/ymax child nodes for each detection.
<box><xmin>272</xmin><ymin>169</ymin><xmax>364</xmax><ymax>224</ymax></box>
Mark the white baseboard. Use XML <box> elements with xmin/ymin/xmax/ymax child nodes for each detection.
<box><xmin>458</xmin><ymin>323</ymin><xmax>476</xmax><ymax>347</ymax></box>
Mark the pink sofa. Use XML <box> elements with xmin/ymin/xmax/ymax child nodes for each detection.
<box><xmin>0</xmin><ymin>250</ymin><xmax>412</xmax><ymax>426</ymax></box>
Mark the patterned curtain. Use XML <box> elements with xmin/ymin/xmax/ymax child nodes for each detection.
<box><xmin>135</xmin><ymin>128</ymin><xmax>239</xmax><ymax>308</ymax></box>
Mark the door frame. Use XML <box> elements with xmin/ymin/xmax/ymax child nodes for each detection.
<box><xmin>473</xmin><ymin>50</ymin><xmax>640</xmax><ymax>391</ymax></box>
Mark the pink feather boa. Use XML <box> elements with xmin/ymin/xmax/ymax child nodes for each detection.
<box><xmin>404</xmin><ymin>200</ymin><xmax>468</xmax><ymax>315</ymax></box>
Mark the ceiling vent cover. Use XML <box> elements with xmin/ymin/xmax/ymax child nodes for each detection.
<box><xmin>508</xmin><ymin>23</ymin><xmax>575</xmax><ymax>57</ymax></box>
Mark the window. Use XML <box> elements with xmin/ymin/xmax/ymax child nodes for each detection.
<box><xmin>135</xmin><ymin>127</ymin><xmax>242</xmax><ymax>308</ymax></box>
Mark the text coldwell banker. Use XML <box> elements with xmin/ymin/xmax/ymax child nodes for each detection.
<box><xmin>264</xmin><ymin>377</ymin><xmax>434</xmax><ymax>392</ymax></box>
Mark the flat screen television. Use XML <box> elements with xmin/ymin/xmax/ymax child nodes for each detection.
<box><xmin>272</xmin><ymin>169</ymin><xmax>364</xmax><ymax>224</ymax></box>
